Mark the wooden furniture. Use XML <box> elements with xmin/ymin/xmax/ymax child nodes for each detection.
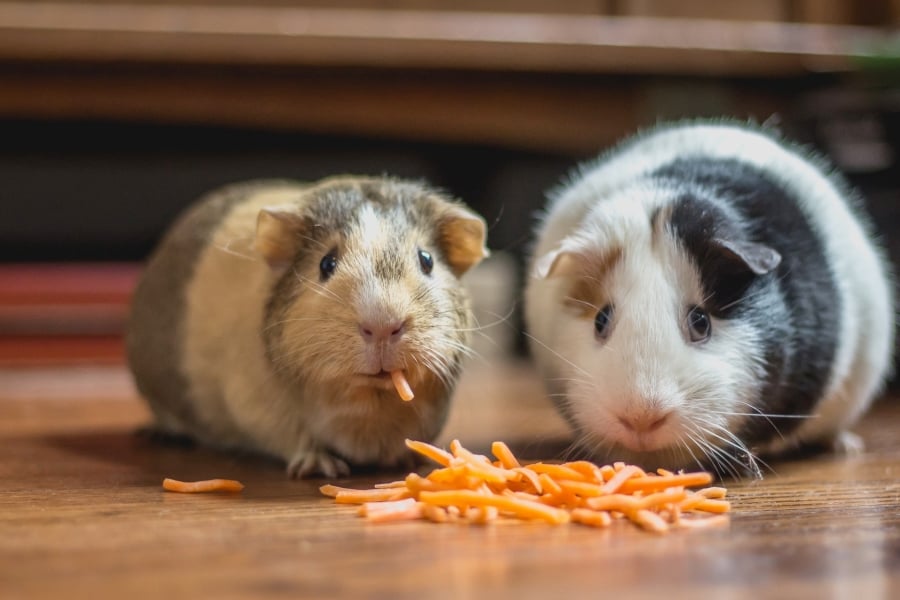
<box><xmin>0</xmin><ymin>1</ymin><xmax>896</xmax><ymax>155</ymax></box>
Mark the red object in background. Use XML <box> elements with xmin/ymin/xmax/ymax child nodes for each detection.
<box><xmin>0</xmin><ymin>263</ymin><xmax>140</xmax><ymax>365</ymax></box>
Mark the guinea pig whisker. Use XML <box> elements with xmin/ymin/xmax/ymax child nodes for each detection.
<box><xmin>690</xmin><ymin>433</ymin><xmax>744</xmax><ymax>480</ymax></box>
<box><xmin>523</xmin><ymin>332</ymin><xmax>592</xmax><ymax>380</ymax></box>
<box><xmin>563</xmin><ymin>296</ymin><xmax>600</xmax><ymax>313</ymax></box>
<box><xmin>572</xmin><ymin>430</ymin><xmax>611</xmax><ymax>464</ymax></box>
<box><xmin>730</xmin><ymin>399</ymin><xmax>799</xmax><ymax>441</ymax></box>
<box><xmin>294</xmin><ymin>232</ymin><xmax>329</xmax><ymax>252</ymax></box>
<box><xmin>416</xmin><ymin>348</ymin><xmax>457</xmax><ymax>390</ymax></box>
<box><xmin>711</xmin><ymin>410</ymin><xmax>810</xmax><ymax>419</ymax></box>
<box><xmin>463</xmin><ymin>304</ymin><xmax>519</xmax><ymax>333</ymax></box>
<box><xmin>677</xmin><ymin>436</ymin><xmax>708</xmax><ymax>473</ymax></box>
<box><xmin>429</xmin><ymin>338</ymin><xmax>479</xmax><ymax>365</ymax></box>
<box><xmin>695</xmin><ymin>419</ymin><xmax>769</xmax><ymax>479</ymax></box>
<box><xmin>291</xmin><ymin>270</ymin><xmax>346</xmax><ymax>304</ymax></box>
<box><xmin>715</xmin><ymin>283</ymin><xmax>779</xmax><ymax>313</ymax></box>
<box><xmin>687</xmin><ymin>419</ymin><xmax>755</xmax><ymax>480</ymax></box>
<box><xmin>727</xmin><ymin>398</ymin><xmax>784</xmax><ymax>440</ymax></box>
<box><xmin>214</xmin><ymin>236</ymin><xmax>258</xmax><ymax>261</ymax></box>
<box><xmin>261</xmin><ymin>316</ymin><xmax>334</xmax><ymax>333</ymax></box>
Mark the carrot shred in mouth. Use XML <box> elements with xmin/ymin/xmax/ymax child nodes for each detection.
<box><xmin>390</xmin><ymin>370</ymin><xmax>415</xmax><ymax>401</ymax></box>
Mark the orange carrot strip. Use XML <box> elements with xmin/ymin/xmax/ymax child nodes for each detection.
<box><xmin>404</xmin><ymin>472</ymin><xmax>469</xmax><ymax>494</ymax></box>
<box><xmin>512</xmin><ymin>467</ymin><xmax>543</xmax><ymax>495</ymax></box>
<box><xmin>427</xmin><ymin>468</ymin><xmax>482</xmax><ymax>490</ymax></box>
<box><xmin>599</xmin><ymin>465</ymin><xmax>616</xmax><ymax>481</ymax></box>
<box><xmin>585</xmin><ymin>494</ymin><xmax>641</xmax><ymax>513</ymax></box>
<box><xmin>696</xmin><ymin>487</ymin><xmax>728</xmax><ymax>499</ymax></box>
<box><xmin>319</xmin><ymin>485</ymin><xmax>411</xmax><ymax>504</ymax></box>
<box><xmin>538</xmin><ymin>473</ymin><xmax>563</xmax><ymax>498</ymax></box>
<box><xmin>419</xmin><ymin>490</ymin><xmax>570</xmax><ymax>524</ymax></box>
<box><xmin>563</xmin><ymin>461</ymin><xmax>606</xmax><ymax>483</ymax></box>
<box><xmin>633</xmin><ymin>509</ymin><xmax>669</xmax><ymax>533</ymax></box>
<box><xmin>163</xmin><ymin>478</ymin><xmax>244</xmax><ymax>493</ymax></box>
<box><xmin>465</xmin><ymin>505</ymin><xmax>499</xmax><ymax>524</ymax></box>
<box><xmin>422</xmin><ymin>504</ymin><xmax>449</xmax><ymax>523</ymax></box>
<box><xmin>491</xmin><ymin>441</ymin><xmax>522</xmax><ymax>469</ymax></box>
<box><xmin>449</xmin><ymin>440</ymin><xmax>492</xmax><ymax>465</ymax></box>
<box><xmin>681</xmin><ymin>498</ymin><xmax>731</xmax><ymax>514</ymax></box>
<box><xmin>570</xmin><ymin>508</ymin><xmax>612</xmax><ymax>528</ymax></box>
<box><xmin>373</xmin><ymin>480</ymin><xmax>407</xmax><ymax>489</ymax></box>
<box><xmin>405</xmin><ymin>439</ymin><xmax>453</xmax><ymax>467</ymax></box>
<box><xmin>526</xmin><ymin>463</ymin><xmax>589</xmax><ymax>482</ymax></box>
<box><xmin>616</xmin><ymin>472</ymin><xmax>713</xmax><ymax>494</ymax></box>
<box><xmin>463</xmin><ymin>461</ymin><xmax>520</xmax><ymax>485</ymax></box>
<box><xmin>599</xmin><ymin>464</ymin><xmax>643</xmax><ymax>494</ymax></box>
<box><xmin>556</xmin><ymin>479</ymin><xmax>606</xmax><ymax>498</ymax></box>
<box><xmin>363</xmin><ymin>498</ymin><xmax>423</xmax><ymax>523</ymax></box>
<box><xmin>636</xmin><ymin>488</ymin><xmax>687</xmax><ymax>510</ymax></box>
<box><xmin>391</xmin><ymin>370</ymin><xmax>415</xmax><ymax>401</ymax></box>
<box><xmin>449</xmin><ymin>441</ymin><xmax>520</xmax><ymax>483</ymax></box>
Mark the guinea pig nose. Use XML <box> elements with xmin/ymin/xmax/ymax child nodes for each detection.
<box><xmin>618</xmin><ymin>411</ymin><xmax>670</xmax><ymax>434</ymax></box>
<box><xmin>358</xmin><ymin>320</ymin><xmax>406</xmax><ymax>343</ymax></box>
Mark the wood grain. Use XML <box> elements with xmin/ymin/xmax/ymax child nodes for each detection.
<box><xmin>1</xmin><ymin>361</ymin><xmax>898</xmax><ymax>599</ymax></box>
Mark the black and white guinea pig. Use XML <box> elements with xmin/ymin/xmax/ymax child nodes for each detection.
<box><xmin>524</xmin><ymin>120</ymin><xmax>895</xmax><ymax>478</ymax></box>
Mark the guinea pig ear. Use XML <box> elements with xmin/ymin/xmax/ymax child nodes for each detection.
<box><xmin>436</xmin><ymin>204</ymin><xmax>489</xmax><ymax>277</ymax></box>
<box><xmin>532</xmin><ymin>248</ymin><xmax>580</xmax><ymax>279</ymax></box>
<box><xmin>712</xmin><ymin>238</ymin><xmax>782</xmax><ymax>275</ymax></box>
<box><xmin>255</xmin><ymin>206</ymin><xmax>307</xmax><ymax>270</ymax></box>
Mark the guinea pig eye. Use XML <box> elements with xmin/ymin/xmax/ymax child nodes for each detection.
<box><xmin>687</xmin><ymin>305</ymin><xmax>711</xmax><ymax>343</ymax></box>
<box><xmin>418</xmin><ymin>248</ymin><xmax>434</xmax><ymax>275</ymax></box>
<box><xmin>594</xmin><ymin>304</ymin><xmax>614</xmax><ymax>340</ymax></box>
<box><xmin>319</xmin><ymin>252</ymin><xmax>338</xmax><ymax>281</ymax></box>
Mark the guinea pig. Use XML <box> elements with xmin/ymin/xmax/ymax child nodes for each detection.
<box><xmin>127</xmin><ymin>176</ymin><xmax>488</xmax><ymax>478</ymax></box>
<box><xmin>524</xmin><ymin>120</ymin><xmax>895</xmax><ymax>478</ymax></box>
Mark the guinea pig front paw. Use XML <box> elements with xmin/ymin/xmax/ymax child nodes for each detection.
<box><xmin>287</xmin><ymin>447</ymin><xmax>350</xmax><ymax>479</ymax></box>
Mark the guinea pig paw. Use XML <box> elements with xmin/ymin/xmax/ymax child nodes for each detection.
<box><xmin>287</xmin><ymin>448</ymin><xmax>350</xmax><ymax>479</ymax></box>
<box><xmin>831</xmin><ymin>431</ymin><xmax>865</xmax><ymax>456</ymax></box>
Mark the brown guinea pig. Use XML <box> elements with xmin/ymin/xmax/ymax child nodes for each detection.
<box><xmin>127</xmin><ymin>176</ymin><xmax>488</xmax><ymax>478</ymax></box>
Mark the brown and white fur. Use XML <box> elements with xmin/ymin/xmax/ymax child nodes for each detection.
<box><xmin>127</xmin><ymin>176</ymin><xmax>488</xmax><ymax>478</ymax></box>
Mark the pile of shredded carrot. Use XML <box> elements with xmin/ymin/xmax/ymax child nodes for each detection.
<box><xmin>320</xmin><ymin>439</ymin><xmax>730</xmax><ymax>533</ymax></box>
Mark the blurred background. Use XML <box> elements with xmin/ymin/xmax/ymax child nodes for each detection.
<box><xmin>0</xmin><ymin>0</ymin><xmax>898</xmax><ymax>376</ymax></box>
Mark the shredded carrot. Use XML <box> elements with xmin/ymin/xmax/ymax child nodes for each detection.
<box><xmin>360</xmin><ymin>498</ymin><xmax>423</xmax><ymax>523</ymax></box>
<box><xmin>319</xmin><ymin>439</ymin><xmax>731</xmax><ymax>534</ymax></box>
<box><xmin>419</xmin><ymin>490</ymin><xmax>570</xmax><ymax>524</ymax></box>
<box><xmin>404</xmin><ymin>439</ymin><xmax>452</xmax><ymax>467</ymax></box>
<box><xmin>599</xmin><ymin>464</ymin><xmax>643</xmax><ymax>494</ymax></box>
<box><xmin>162</xmin><ymin>478</ymin><xmax>244</xmax><ymax>493</ymax></box>
<box><xmin>490</xmin><ymin>441</ymin><xmax>521</xmax><ymax>469</ymax></box>
<box><xmin>570</xmin><ymin>508</ymin><xmax>612</xmax><ymax>528</ymax></box>
<box><xmin>320</xmin><ymin>484</ymin><xmax>411</xmax><ymax>503</ymax></box>
<box><xmin>634</xmin><ymin>509</ymin><xmax>669</xmax><ymax>534</ymax></box>
<box><xmin>616</xmin><ymin>472</ymin><xmax>713</xmax><ymax>494</ymax></box>
<box><xmin>391</xmin><ymin>370</ymin><xmax>414</xmax><ymax>401</ymax></box>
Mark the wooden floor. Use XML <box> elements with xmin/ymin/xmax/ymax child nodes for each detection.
<box><xmin>2</xmin><ymin>360</ymin><xmax>899</xmax><ymax>599</ymax></box>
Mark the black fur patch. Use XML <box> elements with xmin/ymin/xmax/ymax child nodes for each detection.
<box><xmin>658</xmin><ymin>158</ymin><xmax>840</xmax><ymax>445</ymax></box>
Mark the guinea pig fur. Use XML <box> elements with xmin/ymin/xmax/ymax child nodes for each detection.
<box><xmin>127</xmin><ymin>176</ymin><xmax>488</xmax><ymax>478</ymax></box>
<box><xmin>524</xmin><ymin>120</ymin><xmax>895</xmax><ymax>478</ymax></box>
